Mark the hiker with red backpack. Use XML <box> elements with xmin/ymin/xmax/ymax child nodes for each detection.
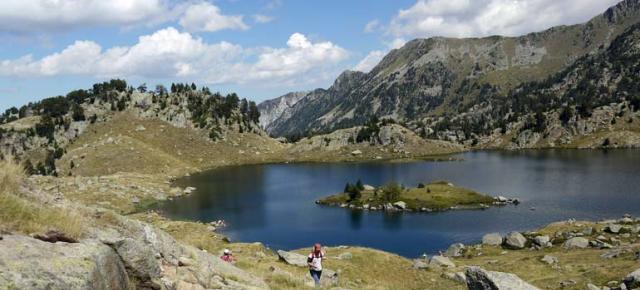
<box><xmin>220</xmin><ymin>249</ymin><xmax>235</xmax><ymax>263</ymax></box>
<box><xmin>307</xmin><ymin>243</ymin><xmax>325</xmax><ymax>287</ymax></box>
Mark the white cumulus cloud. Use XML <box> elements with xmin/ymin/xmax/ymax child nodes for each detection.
<box><xmin>364</xmin><ymin>19</ymin><xmax>381</xmax><ymax>33</ymax></box>
<box><xmin>0</xmin><ymin>28</ymin><xmax>349</xmax><ymax>88</ymax></box>
<box><xmin>179</xmin><ymin>2</ymin><xmax>249</xmax><ymax>32</ymax></box>
<box><xmin>388</xmin><ymin>0</ymin><xmax>621</xmax><ymax>39</ymax></box>
<box><xmin>0</xmin><ymin>0</ymin><xmax>172</xmax><ymax>33</ymax></box>
<box><xmin>353</xmin><ymin>50</ymin><xmax>386</xmax><ymax>73</ymax></box>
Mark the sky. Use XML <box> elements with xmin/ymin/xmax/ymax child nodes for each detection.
<box><xmin>0</xmin><ymin>0</ymin><xmax>622</xmax><ymax>111</ymax></box>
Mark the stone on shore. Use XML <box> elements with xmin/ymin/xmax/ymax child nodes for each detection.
<box><xmin>445</xmin><ymin>243</ymin><xmax>465</xmax><ymax>257</ymax></box>
<box><xmin>504</xmin><ymin>232</ymin><xmax>527</xmax><ymax>249</ymax></box>
<box><xmin>393</xmin><ymin>201</ymin><xmax>407</xmax><ymax>210</ymax></box>
<box><xmin>465</xmin><ymin>266</ymin><xmax>540</xmax><ymax>290</ymax></box>
<box><xmin>533</xmin><ymin>235</ymin><xmax>551</xmax><ymax>247</ymax></box>
<box><xmin>563</xmin><ymin>237</ymin><xmax>589</xmax><ymax>249</ymax></box>
<box><xmin>482</xmin><ymin>233</ymin><xmax>503</xmax><ymax>246</ymax></box>
<box><xmin>606</xmin><ymin>224</ymin><xmax>622</xmax><ymax>234</ymax></box>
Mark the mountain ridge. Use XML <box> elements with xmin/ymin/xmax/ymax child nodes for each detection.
<box><xmin>260</xmin><ymin>0</ymin><xmax>640</xmax><ymax>140</ymax></box>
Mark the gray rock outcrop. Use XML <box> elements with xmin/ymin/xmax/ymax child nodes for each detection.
<box><xmin>465</xmin><ymin>266</ymin><xmax>540</xmax><ymax>290</ymax></box>
<box><xmin>624</xmin><ymin>268</ymin><xmax>640</xmax><ymax>288</ymax></box>
<box><xmin>429</xmin><ymin>255</ymin><xmax>456</xmax><ymax>268</ymax></box>
<box><xmin>277</xmin><ymin>250</ymin><xmax>308</xmax><ymax>267</ymax></box>
<box><xmin>504</xmin><ymin>232</ymin><xmax>527</xmax><ymax>249</ymax></box>
<box><xmin>563</xmin><ymin>237</ymin><xmax>589</xmax><ymax>249</ymax></box>
<box><xmin>0</xmin><ymin>234</ymin><xmax>130</xmax><ymax>290</ymax></box>
<box><xmin>445</xmin><ymin>243</ymin><xmax>465</xmax><ymax>257</ymax></box>
<box><xmin>482</xmin><ymin>233</ymin><xmax>503</xmax><ymax>246</ymax></box>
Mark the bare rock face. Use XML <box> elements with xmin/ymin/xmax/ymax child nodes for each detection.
<box><xmin>95</xmin><ymin>214</ymin><xmax>269</xmax><ymax>290</ymax></box>
<box><xmin>0</xmin><ymin>234</ymin><xmax>130</xmax><ymax>290</ymax></box>
<box><xmin>465</xmin><ymin>267</ymin><xmax>540</xmax><ymax>290</ymax></box>
<box><xmin>277</xmin><ymin>250</ymin><xmax>308</xmax><ymax>267</ymax></box>
<box><xmin>258</xmin><ymin>91</ymin><xmax>309</xmax><ymax>132</ymax></box>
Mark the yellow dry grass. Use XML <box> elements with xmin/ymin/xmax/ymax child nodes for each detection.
<box><xmin>0</xmin><ymin>158</ymin><xmax>84</xmax><ymax>239</ymax></box>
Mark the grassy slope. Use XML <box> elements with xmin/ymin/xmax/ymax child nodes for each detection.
<box><xmin>319</xmin><ymin>181</ymin><xmax>495</xmax><ymax>211</ymax></box>
<box><xmin>57</xmin><ymin>112</ymin><xmax>286</xmax><ymax>177</ymax></box>
<box><xmin>0</xmin><ymin>159</ymin><xmax>84</xmax><ymax>239</ymax></box>
<box><xmin>54</xmin><ymin>112</ymin><xmax>463</xmax><ymax>177</ymax></box>
<box><xmin>0</xmin><ymin>116</ymin><xmax>41</xmax><ymax>131</ymax></box>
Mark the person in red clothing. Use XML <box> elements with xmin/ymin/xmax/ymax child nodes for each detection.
<box><xmin>221</xmin><ymin>249</ymin><xmax>235</xmax><ymax>263</ymax></box>
<box><xmin>307</xmin><ymin>243</ymin><xmax>325</xmax><ymax>287</ymax></box>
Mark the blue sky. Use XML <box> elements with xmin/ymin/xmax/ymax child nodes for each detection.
<box><xmin>0</xmin><ymin>0</ymin><xmax>621</xmax><ymax>111</ymax></box>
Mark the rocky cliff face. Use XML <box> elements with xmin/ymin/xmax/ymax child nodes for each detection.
<box><xmin>439</xmin><ymin>21</ymin><xmax>640</xmax><ymax>149</ymax></box>
<box><xmin>261</xmin><ymin>0</ymin><xmax>640</xmax><ymax>141</ymax></box>
<box><xmin>258</xmin><ymin>91</ymin><xmax>308</xmax><ymax>132</ymax></box>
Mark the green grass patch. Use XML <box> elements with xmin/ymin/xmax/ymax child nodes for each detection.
<box><xmin>318</xmin><ymin>180</ymin><xmax>495</xmax><ymax>211</ymax></box>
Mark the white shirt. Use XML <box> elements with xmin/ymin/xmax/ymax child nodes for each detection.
<box><xmin>308</xmin><ymin>251</ymin><xmax>324</xmax><ymax>271</ymax></box>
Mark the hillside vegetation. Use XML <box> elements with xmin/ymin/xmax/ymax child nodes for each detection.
<box><xmin>259</xmin><ymin>0</ymin><xmax>640</xmax><ymax>150</ymax></box>
<box><xmin>318</xmin><ymin>181</ymin><xmax>497</xmax><ymax>212</ymax></box>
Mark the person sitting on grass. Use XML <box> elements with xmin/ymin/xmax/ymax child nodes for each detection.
<box><xmin>220</xmin><ymin>249</ymin><xmax>235</xmax><ymax>263</ymax></box>
<box><xmin>307</xmin><ymin>243</ymin><xmax>325</xmax><ymax>287</ymax></box>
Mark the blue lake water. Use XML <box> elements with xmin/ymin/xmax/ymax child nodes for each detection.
<box><xmin>159</xmin><ymin>150</ymin><xmax>640</xmax><ymax>257</ymax></box>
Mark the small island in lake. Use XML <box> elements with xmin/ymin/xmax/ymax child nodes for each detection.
<box><xmin>316</xmin><ymin>180</ymin><xmax>519</xmax><ymax>212</ymax></box>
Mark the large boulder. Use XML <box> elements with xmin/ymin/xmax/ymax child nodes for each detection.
<box><xmin>445</xmin><ymin>243</ymin><xmax>465</xmax><ymax>257</ymax></box>
<box><xmin>563</xmin><ymin>237</ymin><xmax>589</xmax><ymax>249</ymax></box>
<box><xmin>112</xmin><ymin>238</ymin><xmax>162</xmax><ymax>288</ymax></box>
<box><xmin>482</xmin><ymin>233</ymin><xmax>503</xmax><ymax>246</ymax></box>
<box><xmin>533</xmin><ymin>236</ymin><xmax>551</xmax><ymax>248</ymax></box>
<box><xmin>93</xmin><ymin>212</ymin><xmax>269</xmax><ymax>290</ymax></box>
<box><xmin>429</xmin><ymin>255</ymin><xmax>456</xmax><ymax>268</ymax></box>
<box><xmin>624</xmin><ymin>268</ymin><xmax>640</xmax><ymax>289</ymax></box>
<box><xmin>465</xmin><ymin>267</ymin><xmax>540</xmax><ymax>290</ymax></box>
<box><xmin>504</xmin><ymin>232</ymin><xmax>527</xmax><ymax>249</ymax></box>
<box><xmin>0</xmin><ymin>234</ymin><xmax>130</xmax><ymax>290</ymax></box>
<box><xmin>605</xmin><ymin>224</ymin><xmax>622</xmax><ymax>234</ymax></box>
<box><xmin>412</xmin><ymin>259</ymin><xmax>429</xmax><ymax>269</ymax></box>
<box><xmin>277</xmin><ymin>250</ymin><xmax>308</xmax><ymax>267</ymax></box>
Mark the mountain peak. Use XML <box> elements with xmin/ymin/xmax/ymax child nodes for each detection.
<box><xmin>605</xmin><ymin>0</ymin><xmax>640</xmax><ymax>23</ymax></box>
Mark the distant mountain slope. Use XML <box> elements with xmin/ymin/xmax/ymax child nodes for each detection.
<box><xmin>257</xmin><ymin>91</ymin><xmax>308</xmax><ymax>131</ymax></box>
<box><xmin>459</xmin><ymin>21</ymin><xmax>640</xmax><ymax>149</ymax></box>
<box><xmin>262</xmin><ymin>0</ymin><xmax>640</xmax><ymax>139</ymax></box>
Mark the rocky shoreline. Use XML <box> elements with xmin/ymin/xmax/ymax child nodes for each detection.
<box><xmin>410</xmin><ymin>215</ymin><xmax>640</xmax><ymax>290</ymax></box>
